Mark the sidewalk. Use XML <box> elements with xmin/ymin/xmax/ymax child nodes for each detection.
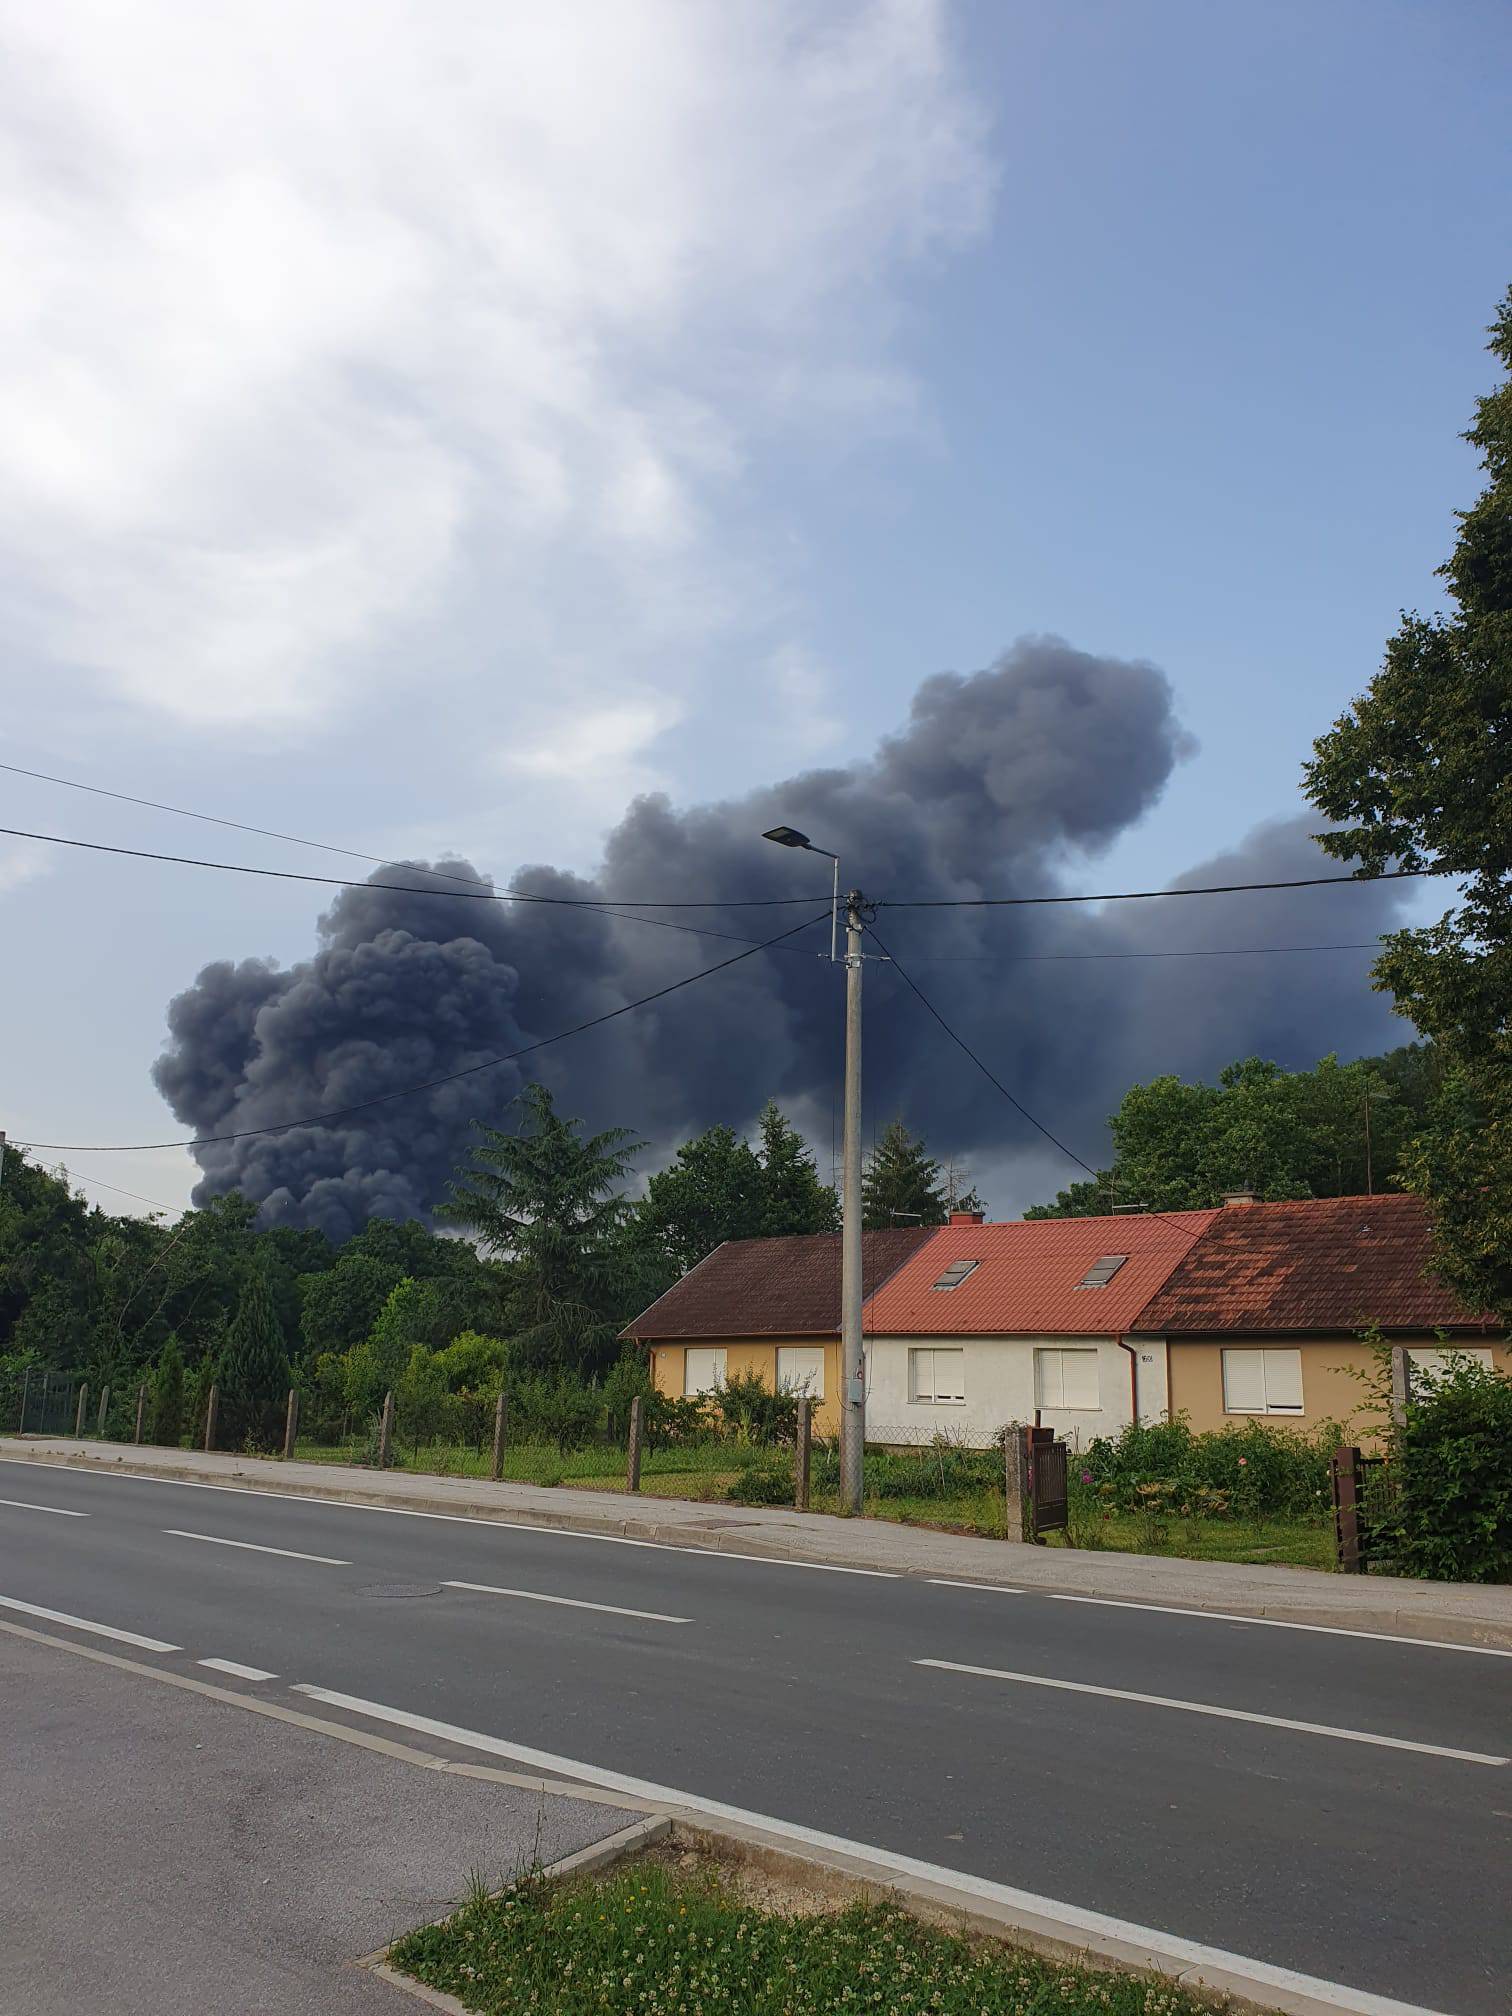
<box><xmin>6</xmin><ymin>1434</ymin><xmax>1511</xmax><ymax>1650</ymax></box>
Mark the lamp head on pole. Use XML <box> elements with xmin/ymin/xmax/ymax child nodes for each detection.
<box><xmin>762</xmin><ymin>825</ymin><xmax>812</xmax><ymax>850</ymax></box>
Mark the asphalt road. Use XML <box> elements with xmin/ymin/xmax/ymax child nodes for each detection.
<box><xmin>3</xmin><ymin>1455</ymin><xmax>1509</xmax><ymax>2013</ymax></box>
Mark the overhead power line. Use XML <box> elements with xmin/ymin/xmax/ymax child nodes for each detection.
<box><xmin>0</xmin><ymin>765</ymin><xmax>825</xmax><ymax>907</ymax></box>
<box><xmin>864</xmin><ymin>921</ymin><xmax>1205</xmax><ymax>1244</ymax></box>
<box><xmin>12</xmin><ymin>907</ymin><xmax>831</xmax><ymax>1154</ymax></box>
<box><xmin>0</xmin><ymin>826</ymin><xmax>828</xmax><ymax>950</ymax></box>
<box><xmin>878</xmin><ymin>866</ymin><xmax>1450</xmax><ymax>908</ymax></box>
<box><xmin>881</xmin><ymin>940</ymin><xmax>1380</xmax><ymax>965</ymax></box>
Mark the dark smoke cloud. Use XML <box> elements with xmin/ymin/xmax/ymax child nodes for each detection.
<box><xmin>153</xmin><ymin>637</ymin><xmax>1407</xmax><ymax>1236</ymax></box>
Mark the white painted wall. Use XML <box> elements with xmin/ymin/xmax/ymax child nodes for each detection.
<box><xmin>864</xmin><ymin>1335</ymin><xmax>1169</xmax><ymax>1447</ymax></box>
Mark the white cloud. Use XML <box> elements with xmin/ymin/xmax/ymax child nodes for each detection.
<box><xmin>0</xmin><ymin>0</ymin><xmax>992</xmax><ymax>733</ymax></box>
<box><xmin>0</xmin><ymin>837</ymin><xmax>50</xmax><ymax>897</ymax></box>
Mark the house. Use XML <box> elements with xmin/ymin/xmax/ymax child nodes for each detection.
<box><xmin>1130</xmin><ymin>1191</ymin><xmax>1508</xmax><ymax>1434</ymax></box>
<box><xmin>623</xmin><ymin>1226</ymin><xmax>933</xmax><ymax>1435</ymax></box>
<box><xmin>860</xmin><ymin>1208</ymin><xmax>1218</xmax><ymax>1444</ymax></box>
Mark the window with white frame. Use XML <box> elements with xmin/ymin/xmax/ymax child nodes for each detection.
<box><xmin>682</xmin><ymin>1346</ymin><xmax>727</xmax><ymax>1397</ymax></box>
<box><xmin>1034</xmin><ymin>1347</ymin><xmax>1100</xmax><ymax>1410</ymax></box>
<box><xmin>909</xmin><ymin>1347</ymin><xmax>965</xmax><ymax>1404</ymax></box>
<box><xmin>1221</xmin><ymin>1347</ymin><xmax>1303</xmax><ymax>1415</ymax></box>
<box><xmin>1406</xmin><ymin>1346</ymin><xmax>1493</xmax><ymax>1387</ymax></box>
<box><xmin>776</xmin><ymin>1346</ymin><xmax>824</xmax><ymax>1399</ymax></box>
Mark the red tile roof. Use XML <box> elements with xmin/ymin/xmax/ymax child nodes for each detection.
<box><xmin>623</xmin><ymin>1228</ymin><xmax>934</xmax><ymax>1341</ymax></box>
<box><xmin>863</xmin><ymin>1211</ymin><xmax>1219</xmax><ymax>1337</ymax></box>
<box><xmin>1131</xmin><ymin>1193</ymin><xmax>1498</xmax><ymax>1336</ymax></box>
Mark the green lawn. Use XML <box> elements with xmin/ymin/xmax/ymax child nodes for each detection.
<box><xmin>390</xmin><ymin>1858</ymin><xmax>1232</xmax><ymax>2016</ymax></box>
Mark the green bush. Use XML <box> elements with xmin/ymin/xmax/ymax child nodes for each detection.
<box><xmin>711</xmin><ymin>1369</ymin><xmax>797</xmax><ymax>1446</ymax></box>
<box><xmin>725</xmin><ymin>1462</ymin><xmax>794</xmax><ymax>1505</ymax></box>
<box><xmin>1079</xmin><ymin>1414</ymin><xmax>1337</xmax><ymax>1520</ymax></box>
<box><xmin>1378</xmin><ymin>1354</ymin><xmax>1512</xmax><ymax>1582</ymax></box>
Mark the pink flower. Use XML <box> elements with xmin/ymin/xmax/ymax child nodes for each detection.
<box><xmin>1080</xmin><ymin>1470</ymin><xmax>1093</xmax><ymax>1485</ymax></box>
<box><xmin>1237</xmin><ymin>1456</ymin><xmax>1248</xmax><ymax>1466</ymax></box>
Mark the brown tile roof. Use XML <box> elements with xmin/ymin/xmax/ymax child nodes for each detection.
<box><xmin>622</xmin><ymin>1228</ymin><xmax>935</xmax><ymax>1341</ymax></box>
<box><xmin>1131</xmin><ymin>1193</ymin><xmax>1499</xmax><ymax>1337</ymax></box>
<box><xmin>864</xmin><ymin>1211</ymin><xmax>1218</xmax><ymax>1337</ymax></box>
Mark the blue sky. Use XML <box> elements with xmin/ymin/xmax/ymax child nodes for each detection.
<box><xmin>2</xmin><ymin>0</ymin><xmax>1508</xmax><ymax>1217</ymax></box>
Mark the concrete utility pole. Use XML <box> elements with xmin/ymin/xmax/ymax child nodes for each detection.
<box><xmin>839</xmin><ymin>888</ymin><xmax>866</xmax><ymax>1512</ymax></box>
<box><xmin>762</xmin><ymin>826</ymin><xmax>870</xmax><ymax>1511</ymax></box>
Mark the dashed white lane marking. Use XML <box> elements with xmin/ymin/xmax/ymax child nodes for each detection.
<box><xmin>163</xmin><ymin>1529</ymin><xmax>350</xmax><ymax>1565</ymax></box>
<box><xmin>0</xmin><ymin>1594</ymin><xmax>179</xmax><ymax>1652</ymax></box>
<box><xmin>927</xmin><ymin>1578</ymin><xmax>1023</xmax><ymax>1594</ymax></box>
<box><xmin>0</xmin><ymin>1462</ymin><xmax>896</xmax><ymax>1576</ymax></box>
<box><xmin>198</xmin><ymin>1658</ymin><xmax>278</xmax><ymax>1681</ymax></box>
<box><xmin>0</xmin><ymin>1496</ymin><xmax>88</xmax><ymax>1517</ymax></box>
<box><xmin>443</xmin><ymin>1580</ymin><xmax>690</xmax><ymax>1623</ymax></box>
<box><xmin>913</xmin><ymin>1659</ymin><xmax>1509</xmax><ymax>1767</ymax></box>
<box><xmin>1042</xmin><ymin>1590</ymin><xmax>1512</xmax><ymax>1657</ymax></box>
<box><xmin>288</xmin><ymin>1682</ymin><xmax>1458</xmax><ymax>2016</ymax></box>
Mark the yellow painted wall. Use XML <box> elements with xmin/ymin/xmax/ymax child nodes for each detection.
<box><xmin>1167</xmin><ymin>1337</ymin><xmax>1511</xmax><ymax>1438</ymax></box>
<box><xmin>643</xmin><ymin>1339</ymin><xmax>841</xmax><ymax>1434</ymax></box>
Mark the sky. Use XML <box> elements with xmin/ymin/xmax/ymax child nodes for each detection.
<box><xmin>1</xmin><ymin>0</ymin><xmax>1508</xmax><ymax>1225</ymax></box>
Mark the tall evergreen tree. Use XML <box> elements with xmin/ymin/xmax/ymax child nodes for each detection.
<box><xmin>861</xmin><ymin>1118</ymin><xmax>947</xmax><ymax>1229</ymax></box>
<box><xmin>440</xmin><ymin>1083</ymin><xmax>642</xmax><ymax>1375</ymax></box>
<box><xmin>218</xmin><ymin>1263</ymin><xmax>289</xmax><ymax>1450</ymax></box>
<box><xmin>755</xmin><ymin>1102</ymin><xmax>840</xmax><ymax>1237</ymax></box>
<box><xmin>1305</xmin><ymin>287</ymin><xmax>1512</xmax><ymax>1318</ymax></box>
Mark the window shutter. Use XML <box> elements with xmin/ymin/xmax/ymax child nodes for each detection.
<box><xmin>777</xmin><ymin>1347</ymin><xmax>824</xmax><ymax>1399</ymax></box>
<box><xmin>1221</xmin><ymin>1349</ymin><xmax>1267</xmax><ymax>1413</ymax></box>
<box><xmin>1261</xmin><ymin>1349</ymin><xmax>1303</xmax><ymax>1413</ymax></box>
<box><xmin>936</xmin><ymin>1350</ymin><xmax>965</xmax><ymax>1401</ymax></box>
<box><xmin>683</xmin><ymin>1347</ymin><xmax>726</xmax><ymax>1397</ymax></box>
<box><xmin>1061</xmin><ymin>1350</ymin><xmax>1100</xmax><ymax>1410</ymax></box>
<box><xmin>1034</xmin><ymin>1349</ymin><xmax>1062</xmax><ymax>1409</ymax></box>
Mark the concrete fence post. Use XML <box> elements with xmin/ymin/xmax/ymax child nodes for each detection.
<box><xmin>97</xmin><ymin>1386</ymin><xmax>111</xmax><ymax>1437</ymax></box>
<box><xmin>134</xmin><ymin>1384</ymin><xmax>147</xmax><ymax>1445</ymax></box>
<box><xmin>75</xmin><ymin>1383</ymin><xmax>89</xmax><ymax>1439</ymax></box>
<box><xmin>377</xmin><ymin>1390</ymin><xmax>394</xmax><ymax>1469</ymax></box>
<box><xmin>40</xmin><ymin>1371</ymin><xmax>50</xmax><ymax>1434</ymax></box>
<box><xmin>1003</xmin><ymin>1423</ymin><xmax>1032</xmax><ymax>1543</ymax></box>
<box><xmin>204</xmin><ymin>1383</ymin><xmax>219</xmax><ymax>1452</ymax></box>
<box><xmin>1390</xmin><ymin>1345</ymin><xmax>1413</xmax><ymax>1430</ymax></box>
<box><xmin>490</xmin><ymin>1390</ymin><xmax>508</xmax><ymax>1483</ymax></box>
<box><xmin>283</xmin><ymin>1387</ymin><xmax>299</xmax><ymax>1461</ymax></box>
<box><xmin>794</xmin><ymin>1396</ymin><xmax>812</xmax><ymax>1511</ymax></box>
<box><xmin>626</xmin><ymin>1395</ymin><xmax>643</xmax><ymax>1493</ymax></box>
<box><xmin>16</xmin><ymin>1364</ymin><xmax>30</xmax><ymax>1434</ymax></box>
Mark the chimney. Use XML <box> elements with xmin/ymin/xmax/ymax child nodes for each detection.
<box><xmin>949</xmin><ymin>1210</ymin><xmax>985</xmax><ymax>1226</ymax></box>
<box><xmin>1222</xmin><ymin>1186</ymin><xmax>1257</xmax><ymax>1208</ymax></box>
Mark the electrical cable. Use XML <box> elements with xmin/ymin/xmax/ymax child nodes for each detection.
<box><xmin>872</xmin><ymin>940</ymin><xmax>1380</xmax><ymax>965</ymax></box>
<box><xmin>0</xmin><ymin>764</ymin><xmax>825</xmax><ymax>907</ymax></box>
<box><xmin>863</xmin><ymin>921</ymin><xmax>1206</xmax><ymax>1244</ymax></box>
<box><xmin>0</xmin><ymin>826</ymin><xmax>830</xmax><ymax>951</ymax></box>
<box><xmin>11</xmin><ymin>907</ymin><xmax>832</xmax><ymax>1153</ymax></box>
<box><xmin>878</xmin><ymin>865</ymin><xmax>1450</xmax><ymax>908</ymax></box>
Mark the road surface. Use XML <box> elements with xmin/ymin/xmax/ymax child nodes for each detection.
<box><xmin>2</xmin><ymin>1454</ymin><xmax>1508</xmax><ymax>2013</ymax></box>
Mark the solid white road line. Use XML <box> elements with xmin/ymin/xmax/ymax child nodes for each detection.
<box><xmin>914</xmin><ymin>1659</ymin><xmax>1509</xmax><ymax>1767</ymax></box>
<box><xmin>0</xmin><ymin>1593</ymin><xmax>180</xmax><ymax>1652</ymax></box>
<box><xmin>289</xmin><ymin>1682</ymin><xmax>1456</xmax><ymax>2016</ymax></box>
<box><xmin>1043</xmin><ymin>1590</ymin><xmax>1512</xmax><ymax>1657</ymax></box>
<box><xmin>0</xmin><ymin>1460</ymin><xmax>897</xmax><ymax>1576</ymax></box>
<box><xmin>927</xmin><ymin>1578</ymin><xmax>1023</xmax><ymax>1594</ymax></box>
<box><xmin>162</xmin><ymin>1529</ymin><xmax>350</xmax><ymax>1565</ymax></box>
<box><xmin>443</xmin><ymin>1580</ymin><xmax>690</xmax><ymax>1623</ymax></box>
<box><xmin>198</xmin><ymin>1658</ymin><xmax>278</xmax><ymax>1681</ymax></box>
<box><xmin>0</xmin><ymin>1496</ymin><xmax>88</xmax><ymax>1517</ymax></box>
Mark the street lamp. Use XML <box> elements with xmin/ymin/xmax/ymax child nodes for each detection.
<box><xmin>763</xmin><ymin>825</ymin><xmax>866</xmax><ymax>1512</ymax></box>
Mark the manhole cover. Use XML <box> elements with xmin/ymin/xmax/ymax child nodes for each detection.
<box><xmin>356</xmin><ymin>1582</ymin><xmax>443</xmax><ymax>1599</ymax></box>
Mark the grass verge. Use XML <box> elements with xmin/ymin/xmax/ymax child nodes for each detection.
<box><xmin>388</xmin><ymin>1852</ymin><xmax>1236</xmax><ymax>2016</ymax></box>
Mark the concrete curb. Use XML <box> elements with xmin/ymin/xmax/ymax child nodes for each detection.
<box><xmin>364</xmin><ymin>1811</ymin><xmax>1449</xmax><ymax>2016</ymax></box>
<box><xmin>7</xmin><ymin>1439</ymin><xmax>1510</xmax><ymax>1652</ymax></box>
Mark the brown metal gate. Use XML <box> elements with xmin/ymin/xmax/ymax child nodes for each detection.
<box><xmin>1029</xmin><ymin>1427</ymin><xmax>1069</xmax><ymax>1536</ymax></box>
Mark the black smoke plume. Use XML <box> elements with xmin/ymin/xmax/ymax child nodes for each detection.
<box><xmin>153</xmin><ymin>637</ymin><xmax>1408</xmax><ymax>1236</ymax></box>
